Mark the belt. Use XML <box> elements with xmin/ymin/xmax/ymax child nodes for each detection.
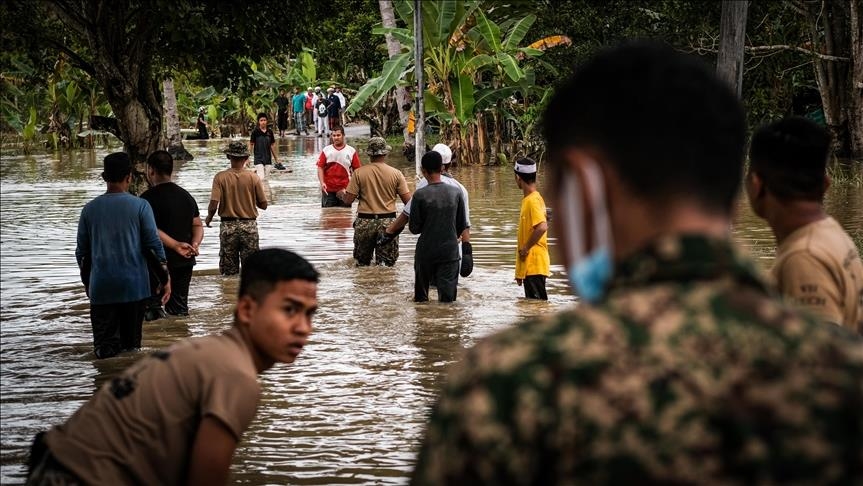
<box><xmin>356</xmin><ymin>212</ymin><xmax>396</xmax><ymax>219</ymax></box>
<box><xmin>220</xmin><ymin>217</ymin><xmax>255</xmax><ymax>221</ymax></box>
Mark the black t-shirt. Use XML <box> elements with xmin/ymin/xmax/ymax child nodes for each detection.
<box><xmin>327</xmin><ymin>94</ymin><xmax>341</xmax><ymax>118</ymax></box>
<box><xmin>275</xmin><ymin>95</ymin><xmax>289</xmax><ymax>112</ymax></box>
<box><xmin>140</xmin><ymin>182</ymin><xmax>200</xmax><ymax>268</ymax></box>
<box><xmin>408</xmin><ymin>182</ymin><xmax>468</xmax><ymax>263</ymax></box>
<box><xmin>250</xmin><ymin>128</ymin><xmax>275</xmax><ymax>164</ymax></box>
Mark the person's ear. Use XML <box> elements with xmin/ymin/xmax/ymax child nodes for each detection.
<box><xmin>823</xmin><ymin>173</ymin><xmax>831</xmax><ymax>193</ymax></box>
<box><xmin>748</xmin><ymin>170</ymin><xmax>765</xmax><ymax>199</ymax></box>
<box><xmin>235</xmin><ymin>295</ymin><xmax>257</xmax><ymax>327</ymax></box>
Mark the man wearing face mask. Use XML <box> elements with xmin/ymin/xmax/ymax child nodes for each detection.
<box><xmin>411</xmin><ymin>41</ymin><xmax>863</xmax><ymax>485</ymax></box>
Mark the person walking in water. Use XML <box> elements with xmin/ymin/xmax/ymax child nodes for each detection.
<box><xmin>292</xmin><ymin>88</ymin><xmax>309</xmax><ymax>136</ymax></box>
<box><xmin>316</xmin><ymin>127</ymin><xmax>361</xmax><ymax>207</ymax></box>
<box><xmin>408</xmin><ymin>150</ymin><xmax>469</xmax><ymax>302</ymax></box>
<box><xmin>249</xmin><ymin>113</ymin><xmax>280</xmax><ymax>180</ymax></box>
<box><xmin>75</xmin><ymin>152</ymin><xmax>169</xmax><ymax>359</ymax></box>
<box><xmin>340</xmin><ymin>137</ymin><xmax>410</xmax><ymax>266</ymax></box>
<box><xmin>275</xmin><ymin>90</ymin><xmax>290</xmax><ymax>138</ymax></box>
<box><xmin>27</xmin><ymin>249</ymin><xmax>319</xmax><ymax>486</ymax></box>
<box><xmin>205</xmin><ymin>141</ymin><xmax>268</xmax><ymax>276</ymax></box>
<box><xmin>513</xmin><ymin>157</ymin><xmax>550</xmax><ymax>300</ymax></box>
<box><xmin>140</xmin><ymin>150</ymin><xmax>204</xmax><ymax>317</ymax></box>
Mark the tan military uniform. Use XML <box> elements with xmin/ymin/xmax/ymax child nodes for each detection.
<box><xmin>345</xmin><ymin>162</ymin><xmax>409</xmax><ymax>266</ymax></box>
<box><xmin>773</xmin><ymin>216</ymin><xmax>863</xmax><ymax>333</ymax></box>
<box><xmin>210</xmin><ymin>168</ymin><xmax>267</xmax><ymax>275</ymax></box>
<box><xmin>411</xmin><ymin>235</ymin><xmax>863</xmax><ymax>485</ymax></box>
<box><xmin>42</xmin><ymin>328</ymin><xmax>260</xmax><ymax>485</ymax></box>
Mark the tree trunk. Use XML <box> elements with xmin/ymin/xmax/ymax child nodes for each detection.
<box><xmin>379</xmin><ymin>0</ymin><xmax>412</xmax><ymax>145</ymax></box>
<box><xmin>162</xmin><ymin>78</ymin><xmax>193</xmax><ymax>162</ymax></box>
<box><xmin>804</xmin><ymin>0</ymin><xmax>862</xmax><ymax>159</ymax></box>
<box><xmin>99</xmin><ymin>74</ymin><xmax>164</xmax><ymax>194</ymax></box>
<box><xmin>717</xmin><ymin>0</ymin><xmax>749</xmax><ymax>96</ymax></box>
<box><xmin>848</xmin><ymin>0</ymin><xmax>862</xmax><ymax>159</ymax></box>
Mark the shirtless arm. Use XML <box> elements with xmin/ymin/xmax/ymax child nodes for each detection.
<box><xmin>186</xmin><ymin>416</ymin><xmax>238</xmax><ymax>486</ymax></box>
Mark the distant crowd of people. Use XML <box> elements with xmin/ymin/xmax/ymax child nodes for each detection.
<box><xmin>274</xmin><ymin>85</ymin><xmax>348</xmax><ymax>139</ymax></box>
<box><xmin>27</xmin><ymin>41</ymin><xmax>862</xmax><ymax>485</ymax></box>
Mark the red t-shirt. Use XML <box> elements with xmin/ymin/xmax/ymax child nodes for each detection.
<box><xmin>317</xmin><ymin>144</ymin><xmax>362</xmax><ymax>192</ymax></box>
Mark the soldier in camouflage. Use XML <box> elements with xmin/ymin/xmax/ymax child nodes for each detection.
<box><xmin>341</xmin><ymin>137</ymin><xmax>411</xmax><ymax>266</ymax></box>
<box><xmin>205</xmin><ymin>141</ymin><xmax>268</xmax><ymax>275</ymax></box>
<box><xmin>411</xmin><ymin>41</ymin><xmax>863</xmax><ymax>485</ymax></box>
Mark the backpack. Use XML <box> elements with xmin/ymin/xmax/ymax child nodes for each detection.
<box><xmin>317</xmin><ymin>100</ymin><xmax>328</xmax><ymax>116</ymax></box>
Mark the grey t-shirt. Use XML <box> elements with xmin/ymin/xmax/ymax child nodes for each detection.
<box><xmin>409</xmin><ymin>182</ymin><xmax>468</xmax><ymax>263</ymax></box>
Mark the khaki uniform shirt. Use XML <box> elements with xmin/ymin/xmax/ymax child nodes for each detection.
<box><xmin>345</xmin><ymin>162</ymin><xmax>409</xmax><ymax>214</ymax></box>
<box><xmin>773</xmin><ymin>217</ymin><xmax>863</xmax><ymax>333</ymax></box>
<box><xmin>411</xmin><ymin>235</ymin><xmax>863</xmax><ymax>485</ymax></box>
<box><xmin>210</xmin><ymin>168</ymin><xmax>267</xmax><ymax>219</ymax></box>
<box><xmin>46</xmin><ymin>328</ymin><xmax>261</xmax><ymax>485</ymax></box>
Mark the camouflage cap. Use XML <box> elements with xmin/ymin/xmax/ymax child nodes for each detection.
<box><xmin>367</xmin><ymin>137</ymin><xmax>391</xmax><ymax>156</ymax></box>
<box><xmin>224</xmin><ymin>140</ymin><xmax>250</xmax><ymax>158</ymax></box>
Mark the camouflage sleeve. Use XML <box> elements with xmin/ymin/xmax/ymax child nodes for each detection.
<box><xmin>411</xmin><ymin>322</ymin><xmax>552</xmax><ymax>485</ymax></box>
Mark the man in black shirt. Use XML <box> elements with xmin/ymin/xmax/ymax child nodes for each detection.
<box><xmin>274</xmin><ymin>90</ymin><xmax>290</xmax><ymax>138</ymax></box>
<box><xmin>249</xmin><ymin>113</ymin><xmax>280</xmax><ymax>180</ymax></box>
<box><xmin>409</xmin><ymin>150</ymin><xmax>468</xmax><ymax>302</ymax></box>
<box><xmin>141</xmin><ymin>150</ymin><xmax>204</xmax><ymax>316</ymax></box>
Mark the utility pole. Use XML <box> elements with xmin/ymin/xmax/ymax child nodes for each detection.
<box><xmin>413</xmin><ymin>0</ymin><xmax>424</xmax><ymax>176</ymax></box>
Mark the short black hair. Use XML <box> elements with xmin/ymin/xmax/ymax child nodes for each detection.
<box><xmin>331</xmin><ymin>126</ymin><xmax>344</xmax><ymax>135</ymax></box>
<box><xmin>542</xmin><ymin>41</ymin><xmax>745</xmax><ymax>214</ymax></box>
<box><xmin>239</xmin><ymin>248</ymin><xmax>319</xmax><ymax>303</ymax></box>
<box><xmin>146</xmin><ymin>150</ymin><xmax>173</xmax><ymax>176</ymax></box>
<box><xmin>257</xmin><ymin>112</ymin><xmax>268</xmax><ymax>121</ymax></box>
<box><xmin>421</xmin><ymin>150</ymin><xmax>443</xmax><ymax>174</ymax></box>
<box><xmin>749</xmin><ymin>116</ymin><xmax>831</xmax><ymax>201</ymax></box>
<box><xmin>515</xmin><ymin>157</ymin><xmax>537</xmax><ymax>184</ymax></box>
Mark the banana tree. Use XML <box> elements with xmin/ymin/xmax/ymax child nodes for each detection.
<box><xmin>348</xmin><ymin>0</ymin><xmax>556</xmax><ymax>164</ymax></box>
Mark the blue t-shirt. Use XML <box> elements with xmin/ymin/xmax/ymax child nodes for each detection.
<box><xmin>292</xmin><ymin>93</ymin><xmax>306</xmax><ymax>113</ymax></box>
<box><xmin>75</xmin><ymin>192</ymin><xmax>166</xmax><ymax>305</ymax></box>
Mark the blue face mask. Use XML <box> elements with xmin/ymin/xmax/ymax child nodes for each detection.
<box><xmin>559</xmin><ymin>162</ymin><xmax>614</xmax><ymax>303</ymax></box>
<box><xmin>568</xmin><ymin>247</ymin><xmax>612</xmax><ymax>303</ymax></box>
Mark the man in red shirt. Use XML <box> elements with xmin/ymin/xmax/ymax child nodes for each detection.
<box><xmin>316</xmin><ymin>126</ymin><xmax>361</xmax><ymax>207</ymax></box>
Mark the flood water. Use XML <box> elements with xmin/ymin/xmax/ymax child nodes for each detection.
<box><xmin>1</xmin><ymin>135</ymin><xmax>861</xmax><ymax>484</ymax></box>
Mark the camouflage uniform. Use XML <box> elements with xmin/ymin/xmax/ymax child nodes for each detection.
<box><xmin>219</xmin><ymin>220</ymin><xmax>259</xmax><ymax>275</ymax></box>
<box><xmin>353</xmin><ymin>217</ymin><xmax>398</xmax><ymax>266</ymax></box>
<box><xmin>411</xmin><ymin>235</ymin><xmax>863</xmax><ymax>485</ymax></box>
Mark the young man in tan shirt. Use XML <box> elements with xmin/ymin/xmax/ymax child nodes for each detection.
<box><xmin>746</xmin><ymin>116</ymin><xmax>862</xmax><ymax>333</ymax></box>
<box><xmin>27</xmin><ymin>249</ymin><xmax>319</xmax><ymax>485</ymax></box>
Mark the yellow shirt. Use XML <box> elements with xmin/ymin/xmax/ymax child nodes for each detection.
<box><xmin>407</xmin><ymin>111</ymin><xmax>416</xmax><ymax>135</ymax></box>
<box><xmin>516</xmin><ymin>191</ymin><xmax>550</xmax><ymax>279</ymax></box>
<box><xmin>773</xmin><ymin>216</ymin><xmax>863</xmax><ymax>334</ymax></box>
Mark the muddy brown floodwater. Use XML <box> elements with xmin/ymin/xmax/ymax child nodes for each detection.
<box><xmin>1</xmin><ymin>135</ymin><xmax>860</xmax><ymax>484</ymax></box>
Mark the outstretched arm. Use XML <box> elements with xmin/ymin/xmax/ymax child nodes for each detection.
<box><xmin>186</xmin><ymin>416</ymin><xmax>238</xmax><ymax>486</ymax></box>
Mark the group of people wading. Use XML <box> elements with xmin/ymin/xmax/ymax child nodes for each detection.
<box><xmin>27</xmin><ymin>41</ymin><xmax>863</xmax><ymax>485</ymax></box>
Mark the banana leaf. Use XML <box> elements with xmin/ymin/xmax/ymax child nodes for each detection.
<box><xmin>502</xmin><ymin>14</ymin><xmax>536</xmax><ymax>51</ymax></box>
<box><xmin>496</xmin><ymin>52</ymin><xmax>523</xmax><ymax>83</ymax></box>
<box><xmin>473</xmin><ymin>9</ymin><xmax>501</xmax><ymax>53</ymax></box>
<box><xmin>372</xmin><ymin>26</ymin><xmax>415</xmax><ymax>47</ymax></box>
<box><xmin>450</xmin><ymin>73</ymin><xmax>475</xmax><ymax>125</ymax></box>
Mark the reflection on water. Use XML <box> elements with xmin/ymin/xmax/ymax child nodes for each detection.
<box><xmin>1</xmin><ymin>137</ymin><xmax>860</xmax><ymax>484</ymax></box>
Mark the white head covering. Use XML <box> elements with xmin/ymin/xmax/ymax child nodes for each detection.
<box><xmin>514</xmin><ymin>159</ymin><xmax>537</xmax><ymax>174</ymax></box>
<box><xmin>432</xmin><ymin>143</ymin><xmax>453</xmax><ymax>165</ymax></box>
